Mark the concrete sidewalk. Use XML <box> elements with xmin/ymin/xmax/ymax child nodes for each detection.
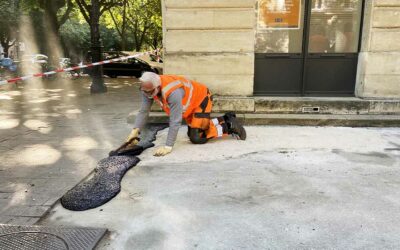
<box><xmin>41</xmin><ymin>126</ymin><xmax>400</xmax><ymax>249</ymax></box>
<box><xmin>0</xmin><ymin>76</ymin><xmax>141</xmax><ymax>225</ymax></box>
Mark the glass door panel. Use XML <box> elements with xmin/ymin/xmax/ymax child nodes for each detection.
<box><xmin>256</xmin><ymin>0</ymin><xmax>305</xmax><ymax>53</ymax></box>
<box><xmin>255</xmin><ymin>0</ymin><xmax>306</xmax><ymax>95</ymax></box>
<box><xmin>308</xmin><ymin>0</ymin><xmax>363</xmax><ymax>53</ymax></box>
<box><xmin>304</xmin><ymin>0</ymin><xmax>363</xmax><ymax>95</ymax></box>
<box><xmin>254</xmin><ymin>0</ymin><xmax>365</xmax><ymax>96</ymax></box>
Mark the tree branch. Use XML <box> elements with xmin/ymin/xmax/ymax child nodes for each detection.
<box><xmin>75</xmin><ymin>0</ymin><xmax>90</xmax><ymax>23</ymax></box>
<box><xmin>79</xmin><ymin>0</ymin><xmax>91</xmax><ymax>11</ymax></box>
<box><xmin>108</xmin><ymin>9</ymin><xmax>122</xmax><ymax>37</ymax></box>
<box><xmin>100</xmin><ymin>1</ymin><xmax>119</xmax><ymax>15</ymax></box>
<box><xmin>58</xmin><ymin>0</ymin><xmax>74</xmax><ymax>28</ymax></box>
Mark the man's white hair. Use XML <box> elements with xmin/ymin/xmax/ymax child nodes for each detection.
<box><xmin>139</xmin><ymin>72</ymin><xmax>161</xmax><ymax>87</ymax></box>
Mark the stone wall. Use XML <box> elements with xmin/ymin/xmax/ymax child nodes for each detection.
<box><xmin>356</xmin><ymin>0</ymin><xmax>400</xmax><ymax>99</ymax></box>
<box><xmin>163</xmin><ymin>0</ymin><xmax>400</xmax><ymax>99</ymax></box>
<box><xmin>162</xmin><ymin>0</ymin><xmax>255</xmax><ymax>96</ymax></box>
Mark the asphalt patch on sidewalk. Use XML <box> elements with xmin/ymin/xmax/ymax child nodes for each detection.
<box><xmin>0</xmin><ymin>224</ymin><xmax>106</xmax><ymax>250</ymax></box>
<box><xmin>61</xmin><ymin>123</ymin><xmax>168</xmax><ymax>211</ymax></box>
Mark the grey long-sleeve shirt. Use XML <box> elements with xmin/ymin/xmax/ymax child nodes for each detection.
<box><xmin>134</xmin><ymin>88</ymin><xmax>184</xmax><ymax>147</ymax></box>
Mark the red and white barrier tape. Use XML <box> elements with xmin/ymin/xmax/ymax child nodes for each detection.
<box><xmin>0</xmin><ymin>50</ymin><xmax>156</xmax><ymax>86</ymax></box>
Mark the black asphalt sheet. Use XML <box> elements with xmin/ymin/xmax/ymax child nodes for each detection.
<box><xmin>61</xmin><ymin>123</ymin><xmax>168</xmax><ymax>211</ymax></box>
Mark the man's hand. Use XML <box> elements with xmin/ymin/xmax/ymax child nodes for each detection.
<box><xmin>126</xmin><ymin>128</ymin><xmax>140</xmax><ymax>145</ymax></box>
<box><xmin>154</xmin><ymin>146</ymin><xmax>173</xmax><ymax>157</ymax></box>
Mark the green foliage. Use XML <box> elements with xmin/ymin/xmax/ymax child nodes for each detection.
<box><xmin>60</xmin><ymin>18</ymin><xmax>122</xmax><ymax>60</ymax></box>
<box><xmin>127</xmin><ymin>0</ymin><xmax>162</xmax><ymax>50</ymax></box>
<box><xmin>0</xmin><ymin>0</ymin><xmax>19</xmax><ymax>30</ymax></box>
<box><xmin>19</xmin><ymin>0</ymin><xmax>41</xmax><ymax>12</ymax></box>
<box><xmin>60</xmin><ymin>18</ymin><xmax>90</xmax><ymax>59</ymax></box>
<box><xmin>102</xmin><ymin>0</ymin><xmax>162</xmax><ymax>51</ymax></box>
<box><xmin>0</xmin><ymin>0</ymin><xmax>20</xmax><ymax>55</ymax></box>
<box><xmin>100</xmin><ymin>25</ymin><xmax>121</xmax><ymax>51</ymax></box>
<box><xmin>143</xmin><ymin>0</ymin><xmax>162</xmax><ymax>50</ymax></box>
<box><xmin>1</xmin><ymin>0</ymin><xmax>162</xmax><ymax>59</ymax></box>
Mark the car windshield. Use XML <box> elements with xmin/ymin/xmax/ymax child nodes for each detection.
<box><xmin>135</xmin><ymin>58</ymin><xmax>148</xmax><ymax>65</ymax></box>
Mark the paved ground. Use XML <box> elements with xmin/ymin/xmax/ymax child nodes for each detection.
<box><xmin>42</xmin><ymin>125</ymin><xmax>400</xmax><ymax>249</ymax></box>
<box><xmin>1</xmin><ymin>77</ymin><xmax>400</xmax><ymax>249</ymax></box>
<box><xmin>0</xmin><ymin>76</ymin><xmax>141</xmax><ymax>225</ymax></box>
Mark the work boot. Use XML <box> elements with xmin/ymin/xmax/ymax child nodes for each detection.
<box><xmin>224</xmin><ymin>112</ymin><xmax>246</xmax><ymax>140</ymax></box>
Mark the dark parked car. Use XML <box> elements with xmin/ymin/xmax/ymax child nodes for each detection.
<box><xmin>85</xmin><ymin>51</ymin><xmax>158</xmax><ymax>78</ymax></box>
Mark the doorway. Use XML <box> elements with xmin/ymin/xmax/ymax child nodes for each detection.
<box><xmin>254</xmin><ymin>0</ymin><xmax>364</xmax><ymax>96</ymax></box>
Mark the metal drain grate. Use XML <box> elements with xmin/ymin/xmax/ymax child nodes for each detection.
<box><xmin>302</xmin><ymin>106</ymin><xmax>320</xmax><ymax>113</ymax></box>
<box><xmin>0</xmin><ymin>224</ymin><xmax>106</xmax><ymax>250</ymax></box>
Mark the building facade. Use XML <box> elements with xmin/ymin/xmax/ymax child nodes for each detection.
<box><xmin>162</xmin><ymin>0</ymin><xmax>400</xmax><ymax>102</ymax></box>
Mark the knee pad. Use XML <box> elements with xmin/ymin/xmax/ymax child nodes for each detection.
<box><xmin>189</xmin><ymin>128</ymin><xmax>208</xmax><ymax>144</ymax></box>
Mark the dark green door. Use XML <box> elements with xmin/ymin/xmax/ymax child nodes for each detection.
<box><xmin>254</xmin><ymin>0</ymin><xmax>364</xmax><ymax>96</ymax></box>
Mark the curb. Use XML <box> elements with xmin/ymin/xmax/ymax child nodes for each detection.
<box><xmin>127</xmin><ymin>112</ymin><xmax>400</xmax><ymax>127</ymax></box>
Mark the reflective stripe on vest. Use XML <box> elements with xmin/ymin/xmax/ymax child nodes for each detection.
<box><xmin>161</xmin><ymin>79</ymin><xmax>194</xmax><ymax>114</ymax></box>
<box><xmin>182</xmin><ymin>81</ymin><xmax>193</xmax><ymax>112</ymax></box>
<box><xmin>161</xmin><ymin>80</ymin><xmax>181</xmax><ymax>97</ymax></box>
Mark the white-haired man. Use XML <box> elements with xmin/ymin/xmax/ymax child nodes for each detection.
<box><xmin>127</xmin><ymin>72</ymin><xmax>246</xmax><ymax>157</ymax></box>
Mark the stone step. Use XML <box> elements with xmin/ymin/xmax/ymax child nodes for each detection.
<box><xmin>243</xmin><ymin>114</ymin><xmax>400</xmax><ymax>127</ymax></box>
<box><xmin>127</xmin><ymin>112</ymin><xmax>400</xmax><ymax>127</ymax></box>
<box><xmin>213</xmin><ymin>96</ymin><xmax>400</xmax><ymax>115</ymax></box>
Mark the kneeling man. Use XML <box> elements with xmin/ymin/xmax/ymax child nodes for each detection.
<box><xmin>128</xmin><ymin>72</ymin><xmax>246</xmax><ymax>157</ymax></box>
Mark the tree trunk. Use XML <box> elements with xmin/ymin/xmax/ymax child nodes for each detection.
<box><xmin>0</xmin><ymin>35</ymin><xmax>13</xmax><ymax>58</ymax></box>
<box><xmin>90</xmin><ymin>0</ymin><xmax>107</xmax><ymax>94</ymax></box>
<box><xmin>151</xmin><ymin>29</ymin><xmax>160</xmax><ymax>50</ymax></box>
<box><xmin>121</xmin><ymin>0</ymin><xmax>127</xmax><ymax>51</ymax></box>
<box><xmin>43</xmin><ymin>2</ymin><xmax>62</xmax><ymax>65</ymax></box>
<box><xmin>40</xmin><ymin>0</ymin><xmax>65</xmax><ymax>64</ymax></box>
<box><xmin>2</xmin><ymin>43</ymin><xmax>10</xmax><ymax>58</ymax></box>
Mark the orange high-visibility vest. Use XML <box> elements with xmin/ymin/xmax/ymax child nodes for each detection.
<box><xmin>154</xmin><ymin>75</ymin><xmax>208</xmax><ymax>118</ymax></box>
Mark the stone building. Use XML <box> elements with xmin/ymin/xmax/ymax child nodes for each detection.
<box><xmin>159</xmin><ymin>0</ymin><xmax>400</xmax><ymax>121</ymax></box>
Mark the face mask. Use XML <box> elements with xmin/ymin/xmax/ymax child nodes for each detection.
<box><xmin>141</xmin><ymin>86</ymin><xmax>159</xmax><ymax>98</ymax></box>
